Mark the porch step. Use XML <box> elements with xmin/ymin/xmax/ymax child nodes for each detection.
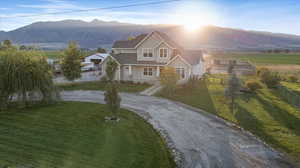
<box><xmin>140</xmin><ymin>84</ymin><xmax>163</xmax><ymax>96</ymax></box>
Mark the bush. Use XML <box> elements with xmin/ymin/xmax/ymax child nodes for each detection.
<box><xmin>246</xmin><ymin>80</ymin><xmax>262</xmax><ymax>92</ymax></box>
<box><xmin>100</xmin><ymin>76</ymin><xmax>108</xmax><ymax>82</ymax></box>
<box><xmin>287</xmin><ymin>75</ymin><xmax>298</xmax><ymax>83</ymax></box>
<box><xmin>257</xmin><ymin>67</ymin><xmax>270</xmax><ymax>77</ymax></box>
<box><xmin>260</xmin><ymin>71</ymin><xmax>281</xmax><ymax>88</ymax></box>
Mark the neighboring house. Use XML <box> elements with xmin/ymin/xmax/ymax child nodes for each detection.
<box><xmin>100</xmin><ymin>31</ymin><xmax>205</xmax><ymax>84</ymax></box>
<box><xmin>205</xmin><ymin>57</ymin><xmax>256</xmax><ymax>75</ymax></box>
<box><xmin>82</xmin><ymin>53</ymin><xmax>109</xmax><ymax>71</ymax></box>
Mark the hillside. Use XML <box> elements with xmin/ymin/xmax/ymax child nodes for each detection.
<box><xmin>1</xmin><ymin>19</ymin><xmax>300</xmax><ymax>50</ymax></box>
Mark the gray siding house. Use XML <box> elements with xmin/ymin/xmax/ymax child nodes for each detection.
<box><xmin>100</xmin><ymin>31</ymin><xmax>205</xmax><ymax>84</ymax></box>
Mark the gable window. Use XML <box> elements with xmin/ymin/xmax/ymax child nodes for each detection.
<box><xmin>143</xmin><ymin>67</ymin><xmax>153</xmax><ymax>76</ymax></box>
<box><xmin>176</xmin><ymin>68</ymin><xmax>185</xmax><ymax>79</ymax></box>
<box><xmin>160</xmin><ymin>48</ymin><xmax>168</xmax><ymax>58</ymax></box>
<box><xmin>143</xmin><ymin>48</ymin><xmax>153</xmax><ymax>57</ymax></box>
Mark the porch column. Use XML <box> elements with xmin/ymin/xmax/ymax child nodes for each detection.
<box><xmin>156</xmin><ymin>66</ymin><xmax>160</xmax><ymax>77</ymax></box>
<box><xmin>129</xmin><ymin>65</ymin><xmax>132</xmax><ymax>75</ymax></box>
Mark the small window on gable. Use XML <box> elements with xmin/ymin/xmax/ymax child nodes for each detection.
<box><xmin>160</xmin><ymin>48</ymin><xmax>168</xmax><ymax>58</ymax></box>
<box><xmin>143</xmin><ymin>48</ymin><xmax>153</xmax><ymax>57</ymax></box>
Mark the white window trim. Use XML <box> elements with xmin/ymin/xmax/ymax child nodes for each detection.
<box><xmin>159</xmin><ymin>48</ymin><xmax>169</xmax><ymax>58</ymax></box>
<box><xmin>142</xmin><ymin>48</ymin><xmax>153</xmax><ymax>58</ymax></box>
<box><xmin>176</xmin><ymin>67</ymin><xmax>185</xmax><ymax>79</ymax></box>
<box><xmin>143</xmin><ymin>67</ymin><xmax>153</xmax><ymax>76</ymax></box>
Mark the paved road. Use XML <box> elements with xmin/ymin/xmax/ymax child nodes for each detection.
<box><xmin>61</xmin><ymin>91</ymin><xmax>294</xmax><ymax>168</ymax></box>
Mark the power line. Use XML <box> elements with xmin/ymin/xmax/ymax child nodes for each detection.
<box><xmin>1</xmin><ymin>0</ymin><xmax>182</xmax><ymax>19</ymax></box>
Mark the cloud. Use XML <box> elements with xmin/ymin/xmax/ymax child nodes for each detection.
<box><xmin>18</xmin><ymin>0</ymin><xmax>88</xmax><ymax>12</ymax></box>
<box><xmin>0</xmin><ymin>8</ymin><xmax>10</xmax><ymax>10</ymax></box>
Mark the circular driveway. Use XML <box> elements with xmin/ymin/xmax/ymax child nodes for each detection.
<box><xmin>61</xmin><ymin>91</ymin><xmax>294</xmax><ymax>168</ymax></box>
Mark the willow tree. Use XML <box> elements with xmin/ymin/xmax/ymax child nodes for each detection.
<box><xmin>61</xmin><ymin>41</ymin><xmax>82</xmax><ymax>81</ymax></box>
<box><xmin>0</xmin><ymin>50</ymin><xmax>59</xmax><ymax>109</ymax></box>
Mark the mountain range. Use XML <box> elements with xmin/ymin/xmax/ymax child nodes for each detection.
<box><xmin>1</xmin><ymin>19</ymin><xmax>300</xmax><ymax>51</ymax></box>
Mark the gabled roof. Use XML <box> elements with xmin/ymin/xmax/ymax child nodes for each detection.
<box><xmin>112</xmin><ymin>34</ymin><xmax>147</xmax><ymax>48</ymax></box>
<box><xmin>110</xmin><ymin>50</ymin><xmax>203</xmax><ymax>66</ymax></box>
<box><xmin>111</xmin><ymin>31</ymin><xmax>183</xmax><ymax>51</ymax></box>
<box><xmin>180</xmin><ymin>50</ymin><xmax>204</xmax><ymax>65</ymax></box>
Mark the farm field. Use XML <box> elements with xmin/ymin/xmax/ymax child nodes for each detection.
<box><xmin>0</xmin><ymin>102</ymin><xmax>174</xmax><ymax>168</ymax></box>
<box><xmin>158</xmin><ymin>77</ymin><xmax>300</xmax><ymax>164</ymax></box>
<box><xmin>212</xmin><ymin>53</ymin><xmax>300</xmax><ymax>65</ymax></box>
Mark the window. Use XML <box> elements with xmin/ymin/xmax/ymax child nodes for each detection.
<box><xmin>143</xmin><ymin>48</ymin><xmax>153</xmax><ymax>57</ymax></box>
<box><xmin>176</xmin><ymin>68</ymin><xmax>185</xmax><ymax>79</ymax></box>
<box><xmin>160</xmin><ymin>48</ymin><xmax>168</xmax><ymax>58</ymax></box>
<box><xmin>143</xmin><ymin>67</ymin><xmax>153</xmax><ymax>76</ymax></box>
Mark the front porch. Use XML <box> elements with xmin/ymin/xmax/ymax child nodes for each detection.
<box><xmin>120</xmin><ymin>64</ymin><xmax>190</xmax><ymax>84</ymax></box>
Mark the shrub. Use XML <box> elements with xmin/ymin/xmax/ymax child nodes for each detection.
<box><xmin>100</xmin><ymin>76</ymin><xmax>108</xmax><ymax>82</ymax></box>
<box><xmin>159</xmin><ymin>67</ymin><xmax>179</xmax><ymax>95</ymax></box>
<box><xmin>257</xmin><ymin>67</ymin><xmax>270</xmax><ymax>77</ymax></box>
<box><xmin>260</xmin><ymin>71</ymin><xmax>281</xmax><ymax>88</ymax></box>
<box><xmin>246</xmin><ymin>80</ymin><xmax>262</xmax><ymax>92</ymax></box>
<box><xmin>287</xmin><ymin>75</ymin><xmax>298</xmax><ymax>83</ymax></box>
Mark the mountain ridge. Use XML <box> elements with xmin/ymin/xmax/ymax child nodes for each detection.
<box><xmin>1</xmin><ymin>19</ymin><xmax>300</xmax><ymax>50</ymax></box>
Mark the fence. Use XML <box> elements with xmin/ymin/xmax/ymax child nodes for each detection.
<box><xmin>277</xmin><ymin>84</ymin><xmax>300</xmax><ymax>108</ymax></box>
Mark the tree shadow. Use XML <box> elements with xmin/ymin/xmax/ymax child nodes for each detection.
<box><xmin>234</xmin><ymin>103</ymin><xmax>284</xmax><ymax>150</ymax></box>
<box><xmin>256</xmin><ymin>91</ymin><xmax>300</xmax><ymax>136</ymax></box>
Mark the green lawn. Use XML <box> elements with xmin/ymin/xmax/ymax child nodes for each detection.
<box><xmin>0</xmin><ymin>102</ymin><xmax>175</xmax><ymax>168</ymax></box>
<box><xmin>158</xmin><ymin>77</ymin><xmax>300</xmax><ymax>163</ymax></box>
<box><xmin>44</xmin><ymin>51</ymin><xmax>63</xmax><ymax>59</ymax></box>
<box><xmin>281</xmin><ymin>81</ymin><xmax>300</xmax><ymax>95</ymax></box>
<box><xmin>57</xmin><ymin>81</ymin><xmax>151</xmax><ymax>93</ymax></box>
<box><xmin>213</xmin><ymin>53</ymin><xmax>300</xmax><ymax>65</ymax></box>
<box><xmin>156</xmin><ymin>80</ymin><xmax>216</xmax><ymax>114</ymax></box>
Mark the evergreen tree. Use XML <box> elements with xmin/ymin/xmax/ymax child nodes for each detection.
<box><xmin>225</xmin><ymin>73</ymin><xmax>241</xmax><ymax>113</ymax></box>
<box><xmin>61</xmin><ymin>41</ymin><xmax>82</xmax><ymax>81</ymax></box>
<box><xmin>104</xmin><ymin>59</ymin><xmax>121</xmax><ymax>120</ymax></box>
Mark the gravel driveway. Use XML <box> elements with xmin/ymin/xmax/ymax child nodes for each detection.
<box><xmin>61</xmin><ymin>91</ymin><xmax>294</xmax><ymax>168</ymax></box>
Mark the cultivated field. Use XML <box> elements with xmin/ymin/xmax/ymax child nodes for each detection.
<box><xmin>212</xmin><ymin>52</ymin><xmax>300</xmax><ymax>65</ymax></box>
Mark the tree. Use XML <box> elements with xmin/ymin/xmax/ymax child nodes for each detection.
<box><xmin>106</xmin><ymin>58</ymin><xmax>119</xmax><ymax>81</ymax></box>
<box><xmin>19</xmin><ymin>45</ymin><xmax>27</xmax><ymax>50</ymax></box>
<box><xmin>97</xmin><ymin>47</ymin><xmax>107</xmax><ymax>53</ymax></box>
<box><xmin>225</xmin><ymin>73</ymin><xmax>241</xmax><ymax>113</ymax></box>
<box><xmin>104</xmin><ymin>82</ymin><xmax>121</xmax><ymax>119</ymax></box>
<box><xmin>104</xmin><ymin>59</ymin><xmax>121</xmax><ymax>120</ymax></box>
<box><xmin>0</xmin><ymin>40</ymin><xmax>14</xmax><ymax>50</ymax></box>
<box><xmin>159</xmin><ymin>67</ymin><xmax>179</xmax><ymax>95</ymax></box>
<box><xmin>61</xmin><ymin>41</ymin><xmax>82</xmax><ymax>81</ymax></box>
<box><xmin>258</xmin><ymin>68</ymin><xmax>280</xmax><ymax>88</ymax></box>
<box><xmin>0</xmin><ymin>50</ymin><xmax>59</xmax><ymax>109</ymax></box>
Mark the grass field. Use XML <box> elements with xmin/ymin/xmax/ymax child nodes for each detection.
<box><xmin>44</xmin><ymin>51</ymin><xmax>63</xmax><ymax>59</ymax></box>
<box><xmin>0</xmin><ymin>102</ymin><xmax>175</xmax><ymax>168</ymax></box>
<box><xmin>281</xmin><ymin>82</ymin><xmax>300</xmax><ymax>95</ymax></box>
<box><xmin>158</xmin><ymin>77</ymin><xmax>300</xmax><ymax>163</ymax></box>
<box><xmin>212</xmin><ymin>53</ymin><xmax>300</xmax><ymax>65</ymax></box>
<box><xmin>44</xmin><ymin>50</ymin><xmax>96</xmax><ymax>59</ymax></box>
<box><xmin>57</xmin><ymin>81</ymin><xmax>150</xmax><ymax>93</ymax></box>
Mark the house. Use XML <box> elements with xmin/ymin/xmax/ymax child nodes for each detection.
<box><xmin>100</xmin><ymin>31</ymin><xmax>205</xmax><ymax>84</ymax></box>
<box><xmin>82</xmin><ymin>53</ymin><xmax>109</xmax><ymax>71</ymax></box>
<box><xmin>205</xmin><ymin>57</ymin><xmax>256</xmax><ymax>75</ymax></box>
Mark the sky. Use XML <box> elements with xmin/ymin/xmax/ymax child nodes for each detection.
<box><xmin>0</xmin><ymin>0</ymin><xmax>300</xmax><ymax>35</ymax></box>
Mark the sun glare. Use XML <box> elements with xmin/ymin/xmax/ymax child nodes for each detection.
<box><xmin>184</xmin><ymin>23</ymin><xmax>204</xmax><ymax>32</ymax></box>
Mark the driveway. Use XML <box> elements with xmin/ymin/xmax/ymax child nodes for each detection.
<box><xmin>61</xmin><ymin>91</ymin><xmax>294</xmax><ymax>168</ymax></box>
